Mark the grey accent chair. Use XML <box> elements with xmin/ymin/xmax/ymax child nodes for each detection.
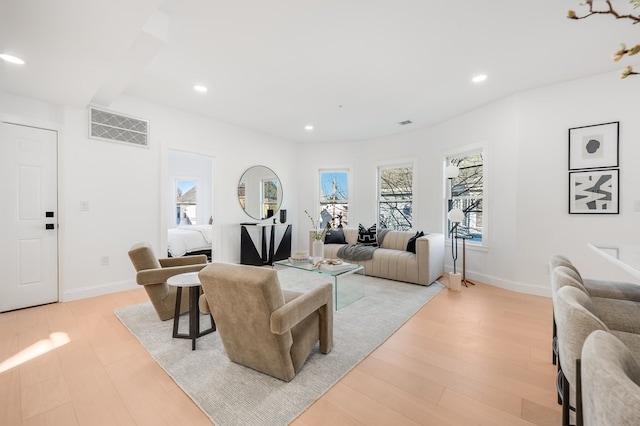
<box><xmin>550</xmin><ymin>255</ymin><xmax>640</xmax><ymax>301</ymax></box>
<box><xmin>198</xmin><ymin>262</ymin><xmax>333</xmax><ymax>382</ymax></box>
<box><xmin>553</xmin><ymin>285</ymin><xmax>640</xmax><ymax>426</ymax></box>
<box><xmin>581</xmin><ymin>330</ymin><xmax>640</xmax><ymax>426</ymax></box>
<box><xmin>552</xmin><ymin>267</ymin><xmax>640</xmax><ymax>334</ymax></box>
<box><xmin>550</xmin><ymin>261</ymin><xmax>640</xmax><ymax>365</ymax></box>
<box><xmin>128</xmin><ymin>242</ymin><xmax>208</xmax><ymax>321</ymax></box>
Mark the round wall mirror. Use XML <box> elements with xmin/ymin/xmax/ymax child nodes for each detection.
<box><xmin>237</xmin><ymin>165</ymin><xmax>283</xmax><ymax>220</ymax></box>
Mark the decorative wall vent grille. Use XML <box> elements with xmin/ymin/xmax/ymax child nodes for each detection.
<box><xmin>89</xmin><ymin>107</ymin><xmax>149</xmax><ymax>147</ymax></box>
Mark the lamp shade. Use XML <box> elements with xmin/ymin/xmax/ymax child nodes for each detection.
<box><xmin>445</xmin><ymin>165</ymin><xmax>460</xmax><ymax>179</ymax></box>
<box><xmin>447</xmin><ymin>208</ymin><xmax>465</xmax><ymax>223</ymax></box>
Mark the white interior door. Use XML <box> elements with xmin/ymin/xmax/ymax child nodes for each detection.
<box><xmin>0</xmin><ymin>122</ymin><xmax>58</xmax><ymax>312</ymax></box>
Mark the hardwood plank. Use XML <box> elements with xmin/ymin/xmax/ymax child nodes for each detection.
<box><xmin>0</xmin><ymin>367</ymin><xmax>22</xmax><ymax>425</ymax></box>
<box><xmin>20</xmin><ymin>374</ymin><xmax>71</xmax><ymax>420</ymax></box>
<box><xmin>0</xmin><ymin>281</ymin><xmax>561</xmax><ymax>425</ymax></box>
<box><xmin>21</xmin><ymin>402</ymin><xmax>79</xmax><ymax>426</ymax></box>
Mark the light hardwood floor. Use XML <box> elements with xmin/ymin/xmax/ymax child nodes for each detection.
<box><xmin>0</xmin><ymin>277</ymin><xmax>560</xmax><ymax>425</ymax></box>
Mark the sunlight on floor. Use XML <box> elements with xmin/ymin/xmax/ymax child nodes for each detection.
<box><xmin>0</xmin><ymin>332</ymin><xmax>70</xmax><ymax>374</ymax></box>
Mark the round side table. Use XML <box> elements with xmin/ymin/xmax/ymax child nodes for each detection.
<box><xmin>167</xmin><ymin>271</ymin><xmax>215</xmax><ymax>350</ymax></box>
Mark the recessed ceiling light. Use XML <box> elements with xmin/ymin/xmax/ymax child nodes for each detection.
<box><xmin>0</xmin><ymin>53</ymin><xmax>25</xmax><ymax>65</ymax></box>
<box><xmin>304</xmin><ymin>125</ymin><xmax>314</xmax><ymax>131</ymax></box>
<box><xmin>193</xmin><ymin>85</ymin><xmax>208</xmax><ymax>93</ymax></box>
<box><xmin>472</xmin><ymin>74</ymin><xmax>487</xmax><ymax>83</ymax></box>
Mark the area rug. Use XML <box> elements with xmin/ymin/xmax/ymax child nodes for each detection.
<box><xmin>115</xmin><ymin>271</ymin><xmax>443</xmax><ymax>426</ymax></box>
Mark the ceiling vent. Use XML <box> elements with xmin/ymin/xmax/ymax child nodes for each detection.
<box><xmin>89</xmin><ymin>107</ymin><xmax>149</xmax><ymax>147</ymax></box>
<box><xmin>398</xmin><ymin>120</ymin><xmax>413</xmax><ymax>126</ymax></box>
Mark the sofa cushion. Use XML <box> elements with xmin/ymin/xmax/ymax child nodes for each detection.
<box><xmin>325</xmin><ymin>228</ymin><xmax>346</xmax><ymax>244</ymax></box>
<box><xmin>406</xmin><ymin>231</ymin><xmax>424</xmax><ymax>253</ymax></box>
<box><xmin>357</xmin><ymin>223</ymin><xmax>377</xmax><ymax>246</ymax></box>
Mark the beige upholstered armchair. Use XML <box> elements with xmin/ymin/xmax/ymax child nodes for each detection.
<box><xmin>198</xmin><ymin>262</ymin><xmax>333</xmax><ymax>382</ymax></box>
<box><xmin>128</xmin><ymin>242</ymin><xmax>208</xmax><ymax>321</ymax></box>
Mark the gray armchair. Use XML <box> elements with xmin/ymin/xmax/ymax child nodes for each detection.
<box><xmin>581</xmin><ymin>330</ymin><xmax>640</xmax><ymax>426</ymax></box>
<box><xmin>198</xmin><ymin>262</ymin><xmax>333</xmax><ymax>382</ymax></box>
<box><xmin>552</xmin><ymin>267</ymin><xmax>640</xmax><ymax>334</ymax></box>
<box><xmin>550</xmin><ymin>255</ymin><xmax>640</xmax><ymax>301</ymax></box>
<box><xmin>553</xmin><ymin>285</ymin><xmax>640</xmax><ymax>426</ymax></box>
<box><xmin>128</xmin><ymin>242</ymin><xmax>208</xmax><ymax>321</ymax></box>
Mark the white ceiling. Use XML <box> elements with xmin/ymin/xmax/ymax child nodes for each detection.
<box><xmin>1</xmin><ymin>0</ymin><xmax>638</xmax><ymax>142</ymax></box>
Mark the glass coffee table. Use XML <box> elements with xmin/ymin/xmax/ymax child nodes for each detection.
<box><xmin>273</xmin><ymin>259</ymin><xmax>365</xmax><ymax>310</ymax></box>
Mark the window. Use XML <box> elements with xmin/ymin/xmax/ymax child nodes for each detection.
<box><xmin>378</xmin><ymin>164</ymin><xmax>413</xmax><ymax>231</ymax></box>
<box><xmin>262</xmin><ymin>178</ymin><xmax>279</xmax><ymax>218</ymax></box>
<box><xmin>446</xmin><ymin>150</ymin><xmax>484</xmax><ymax>243</ymax></box>
<box><xmin>176</xmin><ymin>179</ymin><xmax>197</xmax><ymax>225</ymax></box>
<box><xmin>319</xmin><ymin>170</ymin><xmax>349</xmax><ymax>229</ymax></box>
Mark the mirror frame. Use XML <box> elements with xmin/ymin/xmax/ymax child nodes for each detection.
<box><xmin>237</xmin><ymin>165</ymin><xmax>283</xmax><ymax>220</ymax></box>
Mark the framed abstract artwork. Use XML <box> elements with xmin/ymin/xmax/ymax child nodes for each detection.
<box><xmin>568</xmin><ymin>121</ymin><xmax>619</xmax><ymax>170</ymax></box>
<box><xmin>569</xmin><ymin>169</ymin><xmax>619</xmax><ymax>214</ymax></box>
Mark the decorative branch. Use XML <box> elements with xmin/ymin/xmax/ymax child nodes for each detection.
<box><xmin>567</xmin><ymin>0</ymin><xmax>640</xmax><ymax>78</ymax></box>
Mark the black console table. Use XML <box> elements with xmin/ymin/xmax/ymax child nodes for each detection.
<box><xmin>240</xmin><ymin>223</ymin><xmax>292</xmax><ymax>266</ymax></box>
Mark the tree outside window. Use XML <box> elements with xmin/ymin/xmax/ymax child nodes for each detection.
<box><xmin>319</xmin><ymin>170</ymin><xmax>349</xmax><ymax>229</ymax></box>
<box><xmin>446</xmin><ymin>151</ymin><xmax>483</xmax><ymax>242</ymax></box>
<box><xmin>378</xmin><ymin>165</ymin><xmax>413</xmax><ymax>231</ymax></box>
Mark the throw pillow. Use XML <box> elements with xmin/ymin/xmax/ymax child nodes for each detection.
<box><xmin>324</xmin><ymin>228</ymin><xmax>346</xmax><ymax>244</ymax></box>
<box><xmin>406</xmin><ymin>231</ymin><xmax>425</xmax><ymax>253</ymax></box>
<box><xmin>357</xmin><ymin>223</ymin><xmax>378</xmax><ymax>246</ymax></box>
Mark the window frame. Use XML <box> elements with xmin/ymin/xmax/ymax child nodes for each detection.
<box><xmin>174</xmin><ymin>177</ymin><xmax>200</xmax><ymax>226</ymax></box>
<box><xmin>377</xmin><ymin>161</ymin><xmax>415</xmax><ymax>231</ymax></box>
<box><xmin>444</xmin><ymin>145</ymin><xmax>487</xmax><ymax>247</ymax></box>
<box><xmin>317</xmin><ymin>168</ymin><xmax>350</xmax><ymax>229</ymax></box>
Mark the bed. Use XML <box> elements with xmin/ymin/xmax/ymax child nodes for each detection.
<box><xmin>167</xmin><ymin>225</ymin><xmax>213</xmax><ymax>260</ymax></box>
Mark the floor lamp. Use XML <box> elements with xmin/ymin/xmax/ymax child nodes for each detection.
<box><xmin>445</xmin><ymin>164</ymin><xmax>474</xmax><ymax>288</ymax></box>
<box><xmin>447</xmin><ymin>208</ymin><xmax>464</xmax><ymax>274</ymax></box>
<box><xmin>445</xmin><ymin>164</ymin><xmax>461</xmax><ymax>290</ymax></box>
<box><xmin>460</xmin><ymin>235</ymin><xmax>475</xmax><ymax>287</ymax></box>
<box><xmin>447</xmin><ymin>208</ymin><xmax>475</xmax><ymax>287</ymax></box>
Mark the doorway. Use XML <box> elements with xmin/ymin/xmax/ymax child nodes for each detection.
<box><xmin>167</xmin><ymin>150</ymin><xmax>214</xmax><ymax>259</ymax></box>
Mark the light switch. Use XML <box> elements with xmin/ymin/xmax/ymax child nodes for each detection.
<box><xmin>81</xmin><ymin>201</ymin><xmax>89</xmax><ymax>211</ymax></box>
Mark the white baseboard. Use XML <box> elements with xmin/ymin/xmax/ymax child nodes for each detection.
<box><xmin>445</xmin><ymin>268</ymin><xmax>551</xmax><ymax>298</ymax></box>
<box><xmin>61</xmin><ymin>280</ymin><xmax>139</xmax><ymax>302</ymax></box>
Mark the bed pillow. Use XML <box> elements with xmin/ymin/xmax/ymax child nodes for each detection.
<box><xmin>406</xmin><ymin>231</ymin><xmax>425</xmax><ymax>253</ymax></box>
<box><xmin>324</xmin><ymin>228</ymin><xmax>346</xmax><ymax>244</ymax></box>
<box><xmin>357</xmin><ymin>223</ymin><xmax>378</xmax><ymax>246</ymax></box>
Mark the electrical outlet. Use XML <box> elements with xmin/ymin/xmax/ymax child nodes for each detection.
<box><xmin>100</xmin><ymin>256</ymin><xmax>109</xmax><ymax>266</ymax></box>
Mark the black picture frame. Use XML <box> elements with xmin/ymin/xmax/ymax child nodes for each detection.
<box><xmin>568</xmin><ymin>122</ymin><xmax>619</xmax><ymax>170</ymax></box>
<box><xmin>568</xmin><ymin>169</ymin><xmax>619</xmax><ymax>214</ymax></box>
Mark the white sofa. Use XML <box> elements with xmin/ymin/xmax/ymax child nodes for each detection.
<box><xmin>311</xmin><ymin>229</ymin><xmax>445</xmax><ymax>286</ymax></box>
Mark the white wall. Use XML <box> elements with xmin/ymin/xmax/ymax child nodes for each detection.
<box><xmin>294</xmin><ymin>70</ymin><xmax>640</xmax><ymax>296</ymax></box>
<box><xmin>514</xmin><ymin>72</ymin><xmax>640</xmax><ymax>290</ymax></box>
<box><xmin>294</xmin><ymin>96</ymin><xmax>524</xmax><ymax>288</ymax></box>
<box><xmin>3</xmin><ymin>68</ymin><xmax>639</xmax><ymax>302</ymax></box>
<box><xmin>2</xmin><ymin>93</ymin><xmax>297</xmax><ymax>301</ymax></box>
